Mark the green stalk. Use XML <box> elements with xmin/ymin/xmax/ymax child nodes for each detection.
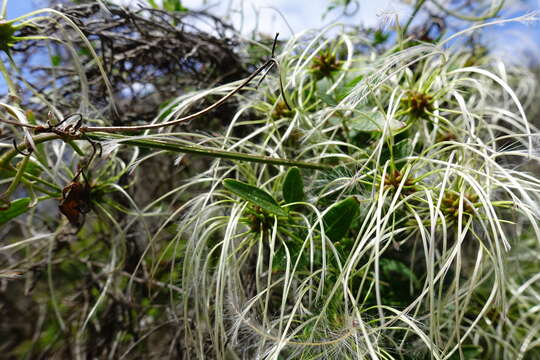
<box><xmin>432</xmin><ymin>0</ymin><xmax>504</xmax><ymax>22</ymax></box>
<box><xmin>0</xmin><ymin>152</ymin><xmax>31</xmax><ymax>202</ymax></box>
<box><xmin>0</xmin><ymin>60</ymin><xmax>17</xmax><ymax>98</ymax></box>
<box><xmin>88</xmin><ymin>133</ymin><xmax>330</xmax><ymax>171</ymax></box>
<box><xmin>402</xmin><ymin>0</ymin><xmax>427</xmax><ymax>36</ymax></box>
<box><xmin>0</xmin><ymin>0</ymin><xmax>7</xmax><ymax>18</ymax></box>
<box><xmin>0</xmin><ymin>133</ymin><xmax>60</xmax><ymax>168</ymax></box>
<box><xmin>14</xmin><ymin>169</ymin><xmax>60</xmax><ymax>194</ymax></box>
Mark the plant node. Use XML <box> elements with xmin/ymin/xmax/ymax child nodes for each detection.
<box><xmin>402</xmin><ymin>90</ymin><xmax>433</xmax><ymax>118</ymax></box>
<box><xmin>441</xmin><ymin>191</ymin><xmax>478</xmax><ymax>219</ymax></box>
<box><xmin>245</xmin><ymin>205</ymin><xmax>273</xmax><ymax>233</ymax></box>
<box><xmin>436</xmin><ymin>131</ymin><xmax>457</xmax><ymax>143</ymax></box>
<box><xmin>310</xmin><ymin>50</ymin><xmax>341</xmax><ymax>79</ymax></box>
<box><xmin>0</xmin><ymin>20</ymin><xmax>17</xmax><ymax>53</ymax></box>
<box><xmin>383</xmin><ymin>169</ymin><xmax>416</xmax><ymax>196</ymax></box>
<box><xmin>271</xmin><ymin>99</ymin><xmax>295</xmax><ymax>119</ymax></box>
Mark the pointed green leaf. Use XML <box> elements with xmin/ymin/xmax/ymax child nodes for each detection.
<box><xmin>51</xmin><ymin>55</ymin><xmax>61</xmax><ymax>67</ymax></box>
<box><xmin>283</xmin><ymin>167</ymin><xmax>305</xmax><ymax>204</ymax></box>
<box><xmin>316</xmin><ymin>78</ymin><xmax>338</xmax><ymax>106</ymax></box>
<box><xmin>395</xmin><ymin>138</ymin><xmax>413</xmax><ymax>159</ymax></box>
<box><xmin>223</xmin><ymin>179</ymin><xmax>287</xmax><ymax>217</ymax></box>
<box><xmin>0</xmin><ymin>198</ymin><xmax>31</xmax><ymax>226</ymax></box>
<box><xmin>322</xmin><ymin>196</ymin><xmax>359</xmax><ymax>242</ymax></box>
<box><xmin>380</xmin><ymin>258</ymin><xmax>420</xmax><ymax>288</ymax></box>
<box><xmin>393</xmin><ymin>138</ymin><xmax>414</xmax><ymax>170</ymax></box>
<box><xmin>449</xmin><ymin>345</ymin><xmax>483</xmax><ymax>360</ymax></box>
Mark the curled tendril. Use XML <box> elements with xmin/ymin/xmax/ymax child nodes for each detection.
<box><xmin>12</xmin><ymin>139</ymin><xmax>33</xmax><ymax>156</ymax></box>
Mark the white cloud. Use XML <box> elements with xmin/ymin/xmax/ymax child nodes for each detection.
<box><xmin>107</xmin><ymin>0</ymin><xmax>540</xmax><ymax>57</ymax></box>
<box><xmin>110</xmin><ymin>0</ymin><xmax>410</xmax><ymax>37</ymax></box>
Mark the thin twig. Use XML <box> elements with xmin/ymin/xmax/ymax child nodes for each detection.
<box><xmin>80</xmin><ymin>58</ymin><xmax>277</xmax><ymax>133</ymax></box>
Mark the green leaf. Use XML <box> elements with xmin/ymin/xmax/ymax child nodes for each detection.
<box><xmin>164</xmin><ymin>0</ymin><xmax>188</xmax><ymax>12</ymax></box>
<box><xmin>0</xmin><ymin>20</ymin><xmax>17</xmax><ymax>53</ymax></box>
<box><xmin>380</xmin><ymin>258</ymin><xmax>420</xmax><ymax>288</ymax></box>
<box><xmin>24</xmin><ymin>161</ymin><xmax>43</xmax><ymax>177</ymax></box>
<box><xmin>348</xmin><ymin>112</ymin><xmax>383</xmax><ymax>132</ymax></box>
<box><xmin>283</xmin><ymin>167</ymin><xmax>305</xmax><ymax>204</ymax></box>
<box><xmin>373</xmin><ymin>29</ymin><xmax>389</xmax><ymax>46</ymax></box>
<box><xmin>50</xmin><ymin>55</ymin><xmax>61</xmax><ymax>67</ymax></box>
<box><xmin>0</xmin><ymin>198</ymin><xmax>31</xmax><ymax>226</ymax></box>
<box><xmin>316</xmin><ymin>78</ymin><xmax>337</xmax><ymax>106</ymax></box>
<box><xmin>395</xmin><ymin>138</ymin><xmax>413</xmax><ymax>159</ymax></box>
<box><xmin>147</xmin><ymin>0</ymin><xmax>159</xmax><ymax>8</ymax></box>
<box><xmin>448</xmin><ymin>345</ymin><xmax>483</xmax><ymax>360</ymax></box>
<box><xmin>223</xmin><ymin>179</ymin><xmax>287</xmax><ymax>217</ymax></box>
<box><xmin>392</xmin><ymin>138</ymin><xmax>414</xmax><ymax>170</ymax></box>
<box><xmin>336</xmin><ymin>74</ymin><xmax>363</xmax><ymax>101</ymax></box>
<box><xmin>322</xmin><ymin>197</ymin><xmax>359</xmax><ymax>242</ymax></box>
<box><xmin>462</xmin><ymin>345</ymin><xmax>483</xmax><ymax>359</ymax></box>
<box><xmin>78</xmin><ymin>47</ymin><xmax>91</xmax><ymax>57</ymax></box>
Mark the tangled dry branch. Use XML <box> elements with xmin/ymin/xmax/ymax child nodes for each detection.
<box><xmin>8</xmin><ymin>1</ymin><xmax>248</xmax><ymax>123</ymax></box>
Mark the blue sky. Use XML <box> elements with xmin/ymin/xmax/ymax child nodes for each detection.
<box><xmin>3</xmin><ymin>0</ymin><xmax>540</xmax><ymax>65</ymax></box>
<box><xmin>4</xmin><ymin>0</ymin><xmax>39</xmax><ymax>18</ymax></box>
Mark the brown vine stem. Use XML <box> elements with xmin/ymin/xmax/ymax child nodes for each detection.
<box><xmin>81</xmin><ymin>59</ymin><xmax>279</xmax><ymax>133</ymax></box>
<box><xmin>0</xmin><ymin>34</ymin><xmax>320</xmax><ymax>171</ymax></box>
<box><xmin>0</xmin><ymin>58</ymin><xmax>277</xmax><ymax>133</ymax></box>
<box><xmin>1</xmin><ymin>41</ymin><xmax>291</xmax><ymax>136</ymax></box>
